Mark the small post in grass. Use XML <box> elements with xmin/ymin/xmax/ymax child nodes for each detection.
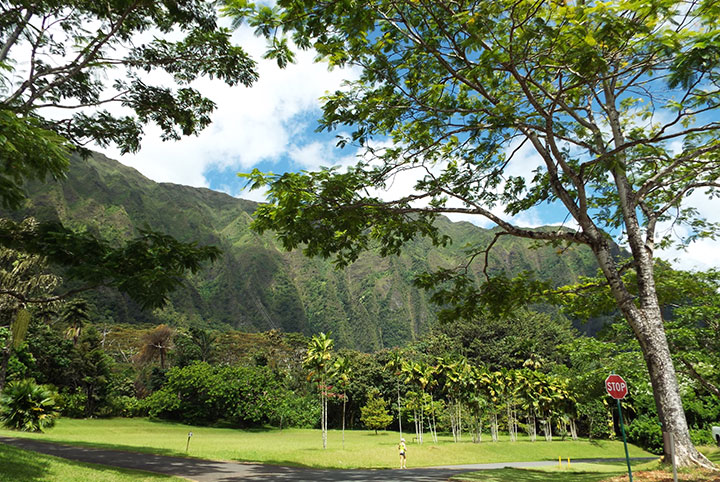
<box><xmin>606</xmin><ymin>374</ymin><xmax>632</xmax><ymax>482</ymax></box>
<box><xmin>664</xmin><ymin>430</ymin><xmax>678</xmax><ymax>482</ymax></box>
<box><xmin>186</xmin><ymin>431</ymin><xmax>193</xmax><ymax>453</ymax></box>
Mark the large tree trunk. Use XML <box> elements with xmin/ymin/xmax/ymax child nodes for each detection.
<box><xmin>590</xmin><ymin>232</ymin><xmax>712</xmax><ymax>467</ymax></box>
<box><xmin>0</xmin><ymin>345</ymin><xmax>10</xmax><ymax>392</ymax></box>
<box><xmin>625</xmin><ymin>304</ymin><xmax>711</xmax><ymax>467</ymax></box>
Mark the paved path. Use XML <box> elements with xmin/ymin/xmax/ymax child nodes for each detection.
<box><xmin>0</xmin><ymin>436</ymin><xmax>655</xmax><ymax>482</ymax></box>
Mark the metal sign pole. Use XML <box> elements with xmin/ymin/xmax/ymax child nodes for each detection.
<box><xmin>616</xmin><ymin>399</ymin><xmax>633</xmax><ymax>482</ymax></box>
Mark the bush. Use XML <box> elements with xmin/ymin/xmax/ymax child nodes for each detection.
<box><xmin>99</xmin><ymin>396</ymin><xmax>147</xmax><ymax>418</ymax></box>
<box><xmin>275</xmin><ymin>394</ymin><xmax>320</xmax><ymax>429</ymax></box>
<box><xmin>626</xmin><ymin>415</ymin><xmax>663</xmax><ymax>454</ymax></box>
<box><xmin>144</xmin><ymin>362</ymin><xmax>300</xmax><ymax>427</ymax></box>
<box><xmin>0</xmin><ymin>378</ymin><xmax>59</xmax><ymax>432</ymax></box>
<box><xmin>690</xmin><ymin>427</ymin><xmax>715</xmax><ymax>447</ymax></box>
<box><xmin>58</xmin><ymin>391</ymin><xmax>87</xmax><ymax>418</ymax></box>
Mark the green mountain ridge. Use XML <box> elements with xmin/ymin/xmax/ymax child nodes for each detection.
<box><xmin>12</xmin><ymin>152</ymin><xmax>601</xmax><ymax>350</ymax></box>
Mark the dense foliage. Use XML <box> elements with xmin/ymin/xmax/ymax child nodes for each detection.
<box><xmin>144</xmin><ymin>362</ymin><xmax>305</xmax><ymax>427</ymax></box>
<box><xmin>0</xmin><ymin>0</ymin><xmax>257</xmax><ymax>310</ymax></box>
<box><xmin>0</xmin><ymin>378</ymin><xmax>59</xmax><ymax>432</ymax></box>
<box><xmin>0</xmin><ymin>293</ymin><xmax>717</xmax><ymax>456</ymax></box>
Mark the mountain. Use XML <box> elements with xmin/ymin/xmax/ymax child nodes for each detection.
<box><xmin>11</xmin><ymin>152</ymin><xmax>601</xmax><ymax>350</ymax></box>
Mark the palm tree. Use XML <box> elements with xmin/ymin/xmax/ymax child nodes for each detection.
<box><xmin>304</xmin><ymin>332</ymin><xmax>334</xmax><ymax>449</ymax></box>
<box><xmin>467</xmin><ymin>365</ymin><xmax>488</xmax><ymax>443</ymax></box>
<box><xmin>59</xmin><ymin>298</ymin><xmax>91</xmax><ymax>346</ymax></box>
<box><xmin>403</xmin><ymin>360</ymin><xmax>435</xmax><ymax>444</ymax></box>
<box><xmin>332</xmin><ymin>355</ymin><xmax>351</xmax><ymax>449</ymax></box>
<box><xmin>189</xmin><ymin>327</ymin><xmax>216</xmax><ymax>363</ymax></box>
<box><xmin>384</xmin><ymin>349</ymin><xmax>405</xmax><ymax>438</ymax></box>
<box><xmin>136</xmin><ymin>324</ymin><xmax>175</xmax><ymax>369</ymax></box>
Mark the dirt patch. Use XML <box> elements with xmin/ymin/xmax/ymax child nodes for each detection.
<box><xmin>604</xmin><ymin>470</ymin><xmax>720</xmax><ymax>482</ymax></box>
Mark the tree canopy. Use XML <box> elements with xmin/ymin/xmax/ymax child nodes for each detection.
<box><xmin>1</xmin><ymin>0</ymin><xmax>257</xmax><ymax>208</ymax></box>
<box><xmin>0</xmin><ymin>0</ymin><xmax>254</xmax><ymax>307</ymax></box>
<box><xmin>238</xmin><ymin>0</ymin><xmax>720</xmax><ymax>467</ymax></box>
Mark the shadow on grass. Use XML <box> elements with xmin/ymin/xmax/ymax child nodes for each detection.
<box><xmin>146</xmin><ymin>417</ymin><xmax>279</xmax><ymax>433</ymax></box>
<box><xmin>453</xmin><ymin>467</ymin><xmax>616</xmax><ymax>482</ymax></box>
<box><xmin>0</xmin><ymin>443</ymin><xmax>52</xmax><ymax>481</ymax></box>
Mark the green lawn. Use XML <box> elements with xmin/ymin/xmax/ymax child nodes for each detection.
<box><xmin>0</xmin><ymin>443</ymin><xmax>182</xmax><ymax>482</ymax></box>
<box><xmin>453</xmin><ymin>467</ymin><xmax>624</xmax><ymax>482</ymax></box>
<box><xmin>453</xmin><ymin>449</ymin><xmax>720</xmax><ymax>482</ymax></box>
<box><xmin>0</xmin><ymin>417</ymin><xmax>653</xmax><ymax>469</ymax></box>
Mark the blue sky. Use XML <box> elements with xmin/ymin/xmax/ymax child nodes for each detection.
<box><xmin>102</xmin><ymin>23</ymin><xmax>720</xmax><ymax>272</ymax></box>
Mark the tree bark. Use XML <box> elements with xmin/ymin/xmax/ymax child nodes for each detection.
<box><xmin>0</xmin><ymin>345</ymin><xmax>10</xmax><ymax>392</ymax></box>
<box><xmin>589</xmin><ymin>236</ymin><xmax>712</xmax><ymax>467</ymax></box>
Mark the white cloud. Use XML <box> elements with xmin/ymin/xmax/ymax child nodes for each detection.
<box><xmin>288</xmin><ymin>140</ymin><xmax>358</xmax><ymax>171</ymax></box>
<box><xmin>103</xmin><ymin>24</ymin><xmax>358</xmax><ymax>189</ymax></box>
<box><xmin>655</xmin><ymin>189</ymin><xmax>720</xmax><ymax>271</ymax></box>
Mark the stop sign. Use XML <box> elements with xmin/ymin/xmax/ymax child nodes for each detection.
<box><xmin>605</xmin><ymin>374</ymin><xmax>628</xmax><ymax>399</ymax></box>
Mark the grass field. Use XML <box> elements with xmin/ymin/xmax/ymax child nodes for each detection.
<box><xmin>453</xmin><ymin>447</ymin><xmax>720</xmax><ymax>482</ymax></box>
<box><xmin>0</xmin><ymin>443</ymin><xmax>182</xmax><ymax>482</ymax></box>
<box><xmin>0</xmin><ymin>417</ymin><xmax>653</xmax><ymax>469</ymax></box>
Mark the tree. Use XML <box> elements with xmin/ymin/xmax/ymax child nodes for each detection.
<box><xmin>303</xmin><ymin>332</ymin><xmax>334</xmax><ymax>449</ymax></box>
<box><xmin>1</xmin><ymin>0</ymin><xmax>257</xmax><ymax>209</ymax></box>
<box><xmin>239</xmin><ymin>0</ymin><xmax>720</xmax><ymax>466</ymax></box>
<box><xmin>58</xmin><ymin>299</ymin><xmax>91</xmax><ymax>346</ymax></box>
<box><xmin>563</xmin><ymin>262</ymin><xmax>720</xmax><ymax>399</ymax></box>
<box><xmin>135</xmin><ymin>324</ymin><xmax>175</xmax><ymax>370</ymax></box>
<box><xmin>384</xmin><ymin>349</ymin><xmax>405</xmax><ymax>437</ymax></box>
<box><xmin>332</xmin><ymin>355</ymin><xmax>351</xmax><ymax>448</ymax></box>
<box><xmin>0</xmin><ymin>241</ymin><xmax>60</xmax><ymax>390</ymax></box>
<box><xmin>174</xmin><ymin>327</ymin><xmax>217</xmax><ymax>367</ymax></box>
<box><xmin>0</xmin><ymin>0</ymin><xmax>255</xmax><ymax>308</ymax></box>
<box><xmin>73</xmin><ymin>327</ymin><xmax>112</xmax><ymax>417</ymax></box>
<box><xmin>360</xmin><ymin>389</ymin><xmax>393</xmax><ymax>434</ymax></box>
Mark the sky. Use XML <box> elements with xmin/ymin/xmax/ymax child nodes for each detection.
<box><xmin>101</xmin><ymin>23</ymin><xmax>720</xmax><ymax>273</ymax></box>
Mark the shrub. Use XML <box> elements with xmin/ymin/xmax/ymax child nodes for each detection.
<box><xmin>626</xmin><ymin>415</ymin><xmax>663</xmax><ymax>454</ymax></box>
<box><xmin>690</xmin><ymin>427</ymin><xmax>714</xmax><ymax>447</ymax></box>
<box><xmin>144</xmin><ymin>362</ymin><xmax>299</xmax><ymax>427</ymax></box>
<box><xmin>99</xmin><ymin>396</ymin><xmax>147</xmax><ymax>418</ymax></box>
<box><xmin>57</xmin><ymin>391</ymin><xmax>87</xmax><ymax>418</ymax></box>
<box><xmin>0</xmin><ymin>378</ymin><xmax>59</xmax><ymax>432</ymax></box>
<box><xmin>275</xmin><ymin>394</ymin><xmax>320</xmax><ymax>429</ymax></box>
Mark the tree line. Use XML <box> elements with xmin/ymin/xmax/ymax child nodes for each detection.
<box><xmin>1</xmin><ymin>255</ymin><xmax>717</xmax><ymax>456</ymax></box>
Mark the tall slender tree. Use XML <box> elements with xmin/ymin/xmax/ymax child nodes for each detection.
<box><xmin>332</xmin><ymin>355</ymin><xmax>351</xmax><ymax>449</ymax></box>
<box><xmin>384</xmin><ymin>349</ymin><xmax>405</xmax><ymax>437</ymax></box>
<box><xmin>304</xmin><ymin>332</ymin><xmax>334</xmax><ymax>449</ymax></box>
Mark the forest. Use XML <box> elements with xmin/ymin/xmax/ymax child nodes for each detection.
<box><xmin>1</xmin><ymin>254</ymin><xmax>718</xmax><ymax>456</ymax></box>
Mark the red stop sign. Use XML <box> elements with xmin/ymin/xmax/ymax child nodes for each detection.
<box><xmin>605</xmin><ymin>374</ymin><xmax>628</xmax><ymax>399</ymax></box>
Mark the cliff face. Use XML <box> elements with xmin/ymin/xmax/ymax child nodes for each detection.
<box><xmin>14</xmin><ymin>152</ymin><xmax>600</xmax><ymax>350</ymax></box>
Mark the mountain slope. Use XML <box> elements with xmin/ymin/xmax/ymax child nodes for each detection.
<box><xmin>13</xmin><ymin>152</ymin><xmax>601</xmax><ymax>350</ymax></box>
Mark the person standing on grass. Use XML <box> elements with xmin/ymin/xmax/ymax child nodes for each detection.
<box><xmin>398</xmin><ymin>438</ymin><xmax>407</xmax><ymax>469</ymax></box>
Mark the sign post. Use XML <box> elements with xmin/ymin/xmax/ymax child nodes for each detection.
<box><xmin>606</xmin><ymin>374</ymin><xmax>633</xmax><ymax>482</ymax></box>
